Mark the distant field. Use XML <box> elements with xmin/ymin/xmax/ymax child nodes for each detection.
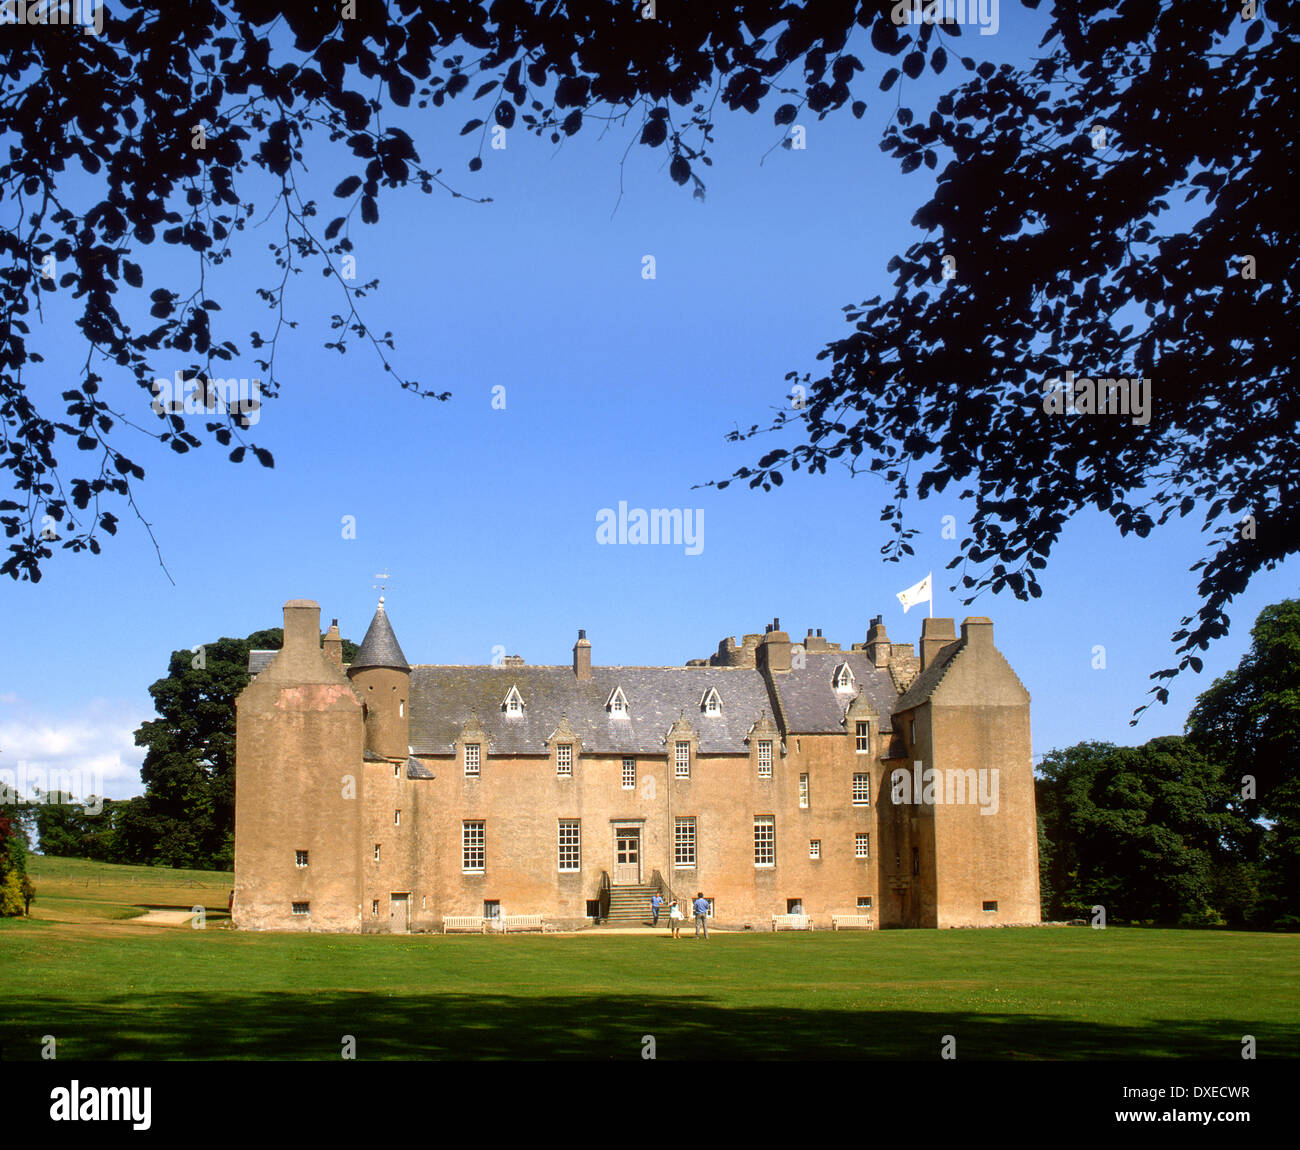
<box><xmin>23</xmin><ymin>855</ymin><xmax>232</xmax><ymax>922</ymax></box>
<box><xmin>2</xmin><ymin>860</ymin><xmax>1297</xmax><ymax>1061</ymax></box>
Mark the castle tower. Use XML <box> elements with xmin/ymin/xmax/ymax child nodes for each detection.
<box><xmin>347</xmin><ymin>597</ymin><xmax>411</xmax><ymax>761</ymax></box>
<box><xmin>234</xmin><ymin>599</ymin><xmax>365</xmax><ymax>931</ymax></box>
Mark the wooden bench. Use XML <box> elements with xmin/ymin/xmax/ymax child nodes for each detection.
<box><xmin>442</xmin><ymin>915</ymin><xmax>486</xmax><ymax>934</ymax></box>
<box><xmin>771</xmin><ymin>913</ymin><xmax>814</xmax><ymax>931</ymax></box>
<box><xmin>499</xmin><ymin>914</ymin><xmax>545</xmax><ymax>934</ymax></box>
<box><xmin>831</xmin><ymin>913</ymin><xmax>875</xmax><ymax>931</ymax></box>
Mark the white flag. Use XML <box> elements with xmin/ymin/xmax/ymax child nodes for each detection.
<box><xmin>896</xmin><ymin>572</ymin><xmax>932</xmax><ymax>613</ymax></box>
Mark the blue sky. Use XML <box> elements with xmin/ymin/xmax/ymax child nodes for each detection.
<box><xmin>1</xmin><ymin>5</ymin><xmax>1293</xmax><ymax>802</ymax></box>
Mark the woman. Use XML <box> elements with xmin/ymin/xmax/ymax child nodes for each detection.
<box><xmin>668</xmin><ymin>898</ymin><xmax>683</xmax><ymax>939</ymax></box>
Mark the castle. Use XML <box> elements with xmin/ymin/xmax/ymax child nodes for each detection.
<box><xmin>232</xmin><ymin>598</ymin><xmax>1040</xmax><ymax>932</ymax></box>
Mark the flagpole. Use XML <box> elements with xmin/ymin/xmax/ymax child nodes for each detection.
<box><xmin>929</xmin><ymin>572</ymin><xmax>933</xmax><ymax>618</ymax></box>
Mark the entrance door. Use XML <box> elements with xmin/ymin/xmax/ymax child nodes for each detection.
<box><xmin>390</xmin><ymin>893</ymin><xmax>410</xmax><ymax>933</ymax></box>
<box><xmin>614</xmin><ymin>828</ymin><xmax>641</xmax><ymax>885</ymax></box>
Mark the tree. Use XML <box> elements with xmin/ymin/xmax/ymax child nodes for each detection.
<box><xmin>2</xmin><ymin>0</ymin><xmax>923</xmax><ymax>581</ymax></box>
<box><xmin>715</xmin><ymin>2</ymin><xmax>1296</xmax><ymax>714</ymax></box>
<box><xmin>3</xmin><ymin>4</ymin><xmax>1291</xmax><ymax>715</ymax></box>
<box><xmin>1186</xmin><ymin>598</ymin><xmax>1300</xmax><ymax>928</ymax></box>
<box><xmin>119</xmin><ymin>627</ymin><xmax>357</xmax><ymax>869</ymax></box>
<box><xmin>32</xmin><ymin>792</ymin><xmax>125</xmax><ymax>862</ymax></box>
<box><xmin>1036</xmin><ymin>736</ymin><xmax>1258</xmax><ymax>926</ymax></box>
<box><xmin>0</xmin><ymin>810</ymin><xmax>30</xmax><ymax>916</ymax></box>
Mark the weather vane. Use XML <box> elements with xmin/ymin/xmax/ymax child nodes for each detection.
<box><xmin>372</xmin><ymin>571</ymin><xmax>392</xmax><ymax>606</ymax></box>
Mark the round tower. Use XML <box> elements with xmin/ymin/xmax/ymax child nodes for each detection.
<box><xmin>347</xmin><ymin>597</ymin><xmax>411</xmax><ymax>759</ymax></box>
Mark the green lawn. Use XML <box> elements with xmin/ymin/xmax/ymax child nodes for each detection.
<box><xmin>3</xmin><ymin>906</ymin><xmax>1297</xmax><ymax>1059</ymax></box>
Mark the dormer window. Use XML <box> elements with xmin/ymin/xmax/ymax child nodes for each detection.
<box><xmin>833</xmin><ymin>663</ymin><xmax>855</xmax><ymax>691</ymax></box>
<box><xmin>606</xmin><ymin>686</ymin><xmax>629</xmax><ymax>716</ymax></box>
<box><xmin>503</xmin><ymin>685</ymin><xmax>524</xmax><ymax>716</ymax></box>
<box><xmin>701</xmin><ymin>687</ymin><xmax>722</xmax><ymax>716</ymax></box>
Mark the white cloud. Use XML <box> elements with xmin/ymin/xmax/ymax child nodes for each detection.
<box><xmin>0</xmin><ymin>695</ymin><xmax>146</xmax><ymax>801</ymax></box>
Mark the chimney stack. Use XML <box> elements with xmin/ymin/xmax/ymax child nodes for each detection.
<box><xmin>920</xmin><ymin>617</ymin><xmax>958</xmax><ymax>671</ymax></box>
<box><xmin>322</xmin><ymin>618</ymin><xmax>343</xmax><ymax>669</ymax></box>
<box><xmin>758</xmin><ymin>624</ymin><xmax>792</xmax><ymax>673</ymax></box>
<box><xmin>866</xmin><ymin>615</ymin><xmax>891</xmax><ymax>668</ymax></box>
<box><xmin>283</xmin><ymin>599</ymin><xmax>321</xmax><ymax>654</ymax></box>
<box><xmin>573</xmin><ymin>629</ymin><xmax>592</xmax><ymax>680</ymax></box>
<box><xmin>961</xmin><ymin>617</ymin><xmax>994</xmax><ymax>648</ymax></box>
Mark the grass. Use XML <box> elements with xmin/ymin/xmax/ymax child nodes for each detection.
<box><xmin>4</xmin><ymin>879</ymin><xmax>1298</xmax><ymax>1059</ymax></box>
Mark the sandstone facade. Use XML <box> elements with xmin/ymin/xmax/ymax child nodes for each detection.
<box><xmin>233</xmin><ymin>601</ymin><xmax>1040</xmax><ymax>932</ymax></box>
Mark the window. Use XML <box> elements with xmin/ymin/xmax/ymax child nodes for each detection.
<box><xmin>856</xmin><ymin>833</ymin><xmax>871</xmax><ymax>859</ymax></box>
<box><xmin>983</xmin><ymin>901</ymin><xmax>998</xmax><ymax>912</ymax></box>
<box><xmin>505</xmin><ymin>686</ymin><xmax>524</xmax><ymax>715</ymax></box>
<box><xmin>757</xmin><ymin>740</ymin><xmax>772</xmax><ymax>778</ymax></box>
<box><xmin>393</xmin><ymin>763</ymin><xmax>400</xmax><ymax>777</ymax></box>
<box><xmin>373</xmin><ymin>843</ymin><xmax>381</xmax><ymax>862</ymax></box>
<box><xmin>295</xmin><ymin>850</ymin><xmax>308</xmax><ymax>868</ymax></box>
<box><xmin>292</xmin><ymin>902</ymin><xmax>310</xmax><ymax>916</ymax></box>
<box><xmin>394</xmin><ymin>809</ymin><xmax>401</xmax><ymax>826</ymax></box>
<box><xmin>675</xmin><ymin>817</ymin><xmax>696</xmax><ymax>868</ymax></box>
<box><xmin>465</xmin><ymin>743</ymin><xmax>480</xmax><ymax>776</ymax></box>
<box><xmin>799</xmin><ymin>774</ymin><xmax>810</xmax><ymax>808</ymax></box>
<box><xmin>399</xmin><ymin>700</ymin><xmax>405</xmax><ymax>718</ymax></box>
<box><xmin>557</xmin><ymin>744</ymin><xmax>572</xmax><ymax>777</ymax></box>
<box><xmin>754</xmin><ymin>816</ymin><xmax>775</xmax><ymax>867</ymax></box>
<box><xmin>853</xmin><ymin>772</ymin><xmax>871</xmax><ymax>806</ymax></box>
<box><xmin>484</xmin><ymin>900</ymin><xmax>500</xmax><ymax>919</ymax></box>
<box><xmin>786</xmin><ymin>898</ymin><xmax>804</xmax><ymax>914</ymax></box>
<box><xmin>608</xmin><ymin>687</ymin><xmax>629</xmax><ymax>715</ymax></box>
<box><xmin>675</xmin><ymin>741</ymin><xmax>690</xmax><ymax>778</ymax></box>
<box><xmin>809</xmin><ymin>839</ymin><xmax>820</xmax><ymax>859</ymax></box>
<box><xmin>834</xmin><ymin>664</ymin><xmax>855</xmax><ymax>689</ymax></box>
<box><xmin>912</xmin><ymin>846</ymin><xmax>920</xmax><ymax>876</ymax></box>
<box><xmin>702</xmin><ymin>688</ymin><xmax>721</xmax><ymax>715</ymax></box>
<box><xmin>855</xmin><ymin>721</ymin><xmax>870</xmax><ymax>754</ymax></box>
<box><xmin>463</xmin><ymin>822</ymin><xmax>485</xmax><ymax>873</ymax></box>
<box><xmin>910</xmin><ymin>718</ymin><xmax>916</xmax><ymax>744</ymax></box>
<box><xmin>558</xmin><ymin>820</ymin><xmax>581</xmax><ymax>872</ymax></box>
<box><xmin>622</xmin><ymin>758</ymin><xmax>636</xmax><ymax>790</ymax></box>
<box><xmin>371</xmin><ymin>900</ymin><xmax>379</xmax><ymax>917</ymax></box>
<box><xmin>857</xmin><ymin>896</ymin><xmax>873</xmax><ymax>910</ymax></box>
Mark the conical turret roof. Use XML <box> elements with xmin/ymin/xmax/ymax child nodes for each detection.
<box><xmin>350</xmin><ymin>598</ymin><xmax>409</xmax><ymax>672</ymax></box>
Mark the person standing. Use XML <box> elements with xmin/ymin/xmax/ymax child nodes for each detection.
<box><xmin>692</xmin><ymin>891</ymin><xmax>710</xmax><ymax>940</ymax></box>
<box><xmin>650</xmin><ymin>891</ymin><xmax>663</xmax><ymax>927</ymax></box>
<box><xmin>669</xmin><ymin>898</ymin><xmax>683</xmax><ymax>939</ymax></box>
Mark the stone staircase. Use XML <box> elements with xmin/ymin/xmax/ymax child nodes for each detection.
<box><xmin>604</xmin><ymin>883</ymin><xmax>665</xmax><ymax>926</ymax></box>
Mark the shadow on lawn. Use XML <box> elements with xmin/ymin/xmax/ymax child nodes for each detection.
<box><xmin>3</xmin><ymin>992</ymin><xmax>1291</xmax><ymax>1060</ymax></box>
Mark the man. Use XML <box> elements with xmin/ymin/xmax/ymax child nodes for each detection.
<box><xmin>650</xmin><ymin>891</ymin><xmax>663</xmax><ymax>927</ymax></box>
<box><xmin>692</xmin><ymin>891</ymin><xmax>710</xmax><ymax>940</ymax></box>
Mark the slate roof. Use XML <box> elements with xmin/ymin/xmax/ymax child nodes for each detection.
<box><xmin>249</xmin><ymin>650</ymin><xmax>276</xmax><ymax>675</ymax></box>
<box><xmin>769</xmin><ymin>650</ymin><xmax>899</xmax><ymax>734</ymax></box>
<box><xmin>408</xmin><ymin>665</ymin><xmax>773</xmax><ymax>756</ymax></box>
<box><xmin>351</xmin><ymin>604</ymin><xmax>409</xmax><ymax>671</ymax></box>
<box><xmin>895</xmin><ymin>639</ymin><xmax>964</xmax><ymax>711</ymax></box>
